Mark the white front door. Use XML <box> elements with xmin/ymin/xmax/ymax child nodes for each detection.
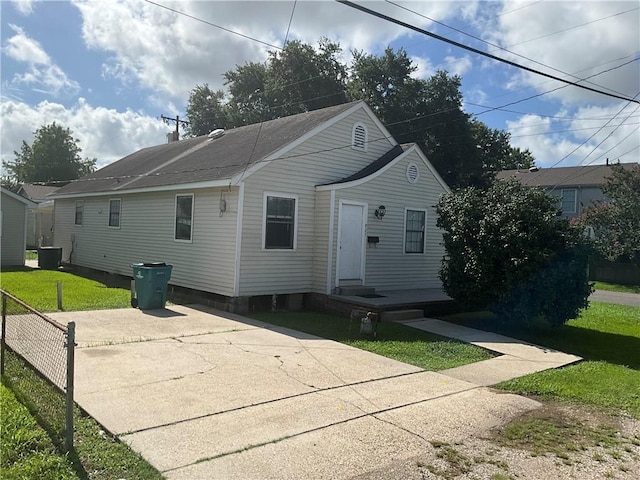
<box><xmin>337</xmin><ymin>202</ymin><xmax>366</xmax><ymax>283</ymax></box>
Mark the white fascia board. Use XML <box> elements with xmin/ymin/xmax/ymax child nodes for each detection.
<box><xmin>316</xmin><ymin>144</ymin><xmax>450</xmax><ymax>193</ymax></box>
<box><xmin>231</xmin><ymin>101</ymin><xmax>397</xmax><ymax>185</ymax></box>
<box><xmin>49</xmin><ymin>178</ymin><xmax>233</xmax><ymax>199</ymax></box>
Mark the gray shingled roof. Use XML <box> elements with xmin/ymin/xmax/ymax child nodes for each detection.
<box><xmin>496</xmin><ymin>163</ymin><xmax>638</xmax><ymax>187</ymax></box>
<box><xmin>323</xmin><ymin>144</ymin><xmax>405</xmax><ymax>185</ymax></box>
<box><xmin>18</xmin><ymin>183</ymin><xmax>60</xmax><ymax>202</ymax></box>
<box><xmin>53</xmin><ymin>102</ymin><xmax>360</xmax><ymax>196</ymax></box>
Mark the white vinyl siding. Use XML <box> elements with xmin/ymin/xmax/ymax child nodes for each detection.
<box><xmin>326</xmin><ymin>149</ymin><xmax>446</xmax><ymax>291</ymax></box>
<box><xmin>53</xmin><ymin>188</ymin><xmax>238</xmax><ymax>296</ymax></box>
<box><xmin>238</xmin><ymin>108</ymin><xmax>395</xmax><ymax>296</ymax></box>
<box><xmin>108</xmin><ymin>199</ymin><xmax>121</xmax><ymax>228</ymax></box>
<box><xmin>1</xmin><ymin>192</ymin><xmax>28</xmax><ymax>266</ymax></box>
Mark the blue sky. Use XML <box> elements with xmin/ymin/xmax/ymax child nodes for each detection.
<box><xmin>1</xmin><ymin>0</ymin><xmax>638</xmax><ymax>173</ymax></box>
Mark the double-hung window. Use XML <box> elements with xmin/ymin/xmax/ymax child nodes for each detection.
<box><xmin>108</xmin><ymin>199</ymin><xmax>121</xmax><ymax>228</ymax></box>
<box><xmin>405</xmin><ymin>208</ymin><xmax>426</xmax><ymax>254</ymax></box>
<box><xmin>74</xmin><ymin>201</ymin><xmax>84</xmax><ymax>226</ymax></box>
<box><xmin>175</xmin><ymin>194</ymin><xmax>194</xmax><ymax>241</ymax></box>
<box><xmin>560</xmin><ymin>189</ymin><xmax>577</xmax><ymax>214</ymax></box>
<box><xmin>264</xmin><ymin>194</ymin><xmax>297</xmax><ymax>249</ymax></box>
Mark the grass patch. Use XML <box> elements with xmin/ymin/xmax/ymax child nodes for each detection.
<box><xmin>250</xmin><ymin>311</ymin><xmax>493</xmax><ymax>371</ymax></box>
<box><xmin>1</xmin><ymin>384</ymin><xmax>77</xmax><ymax>479</ymax></box>
<box><xmin>2</xmin><ymin>350</ymin><xmax>162</xmax><ymax>480</ymax></box>
<box><xmin>26</xmin><ymin>249</ymin><xmax>38</xmax><ymax>260</ymax></box>
<box><xmin>441</xmin><ymin>302</ymin><xmax>640</xmax><ymax>416</ymax></box>
<box><xmin>0</xmin><ymin>267</ymin><xmax>131</xmax><ymax>312</ymax></box>
<box><xmin>593</xmin><ymin>281</ymin><xmax>640</xmax><ymax>294</ymax></box>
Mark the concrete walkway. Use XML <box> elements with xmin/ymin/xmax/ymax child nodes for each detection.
<box><xmin>590</xmin><ymin>289</ymin><xmax>640</xmax><ymax>306</ymax></box>
<box><xmin>46</xmin><ymin>305</ymin><xmax>578</xmax><ymax>480</ymax></box>
<box><xmin>396</xmin><ymin>318</ymin><xmax>582</xmax><ymax>386</ymax></box>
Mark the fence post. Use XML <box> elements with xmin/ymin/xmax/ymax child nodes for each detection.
<box><xmin>1</xmin><ymin>294</ymin><xmax>6</xmax><ymax>375</ymax></box>
<box><xmin>57</xmin><ymin>281</ymin><xmax>63</xmax><ymax>311</ymax></box>
<box><xmin>65</xmin><ymin>321</ymin><xmax>76</xmax><ymax>451</ymax></box>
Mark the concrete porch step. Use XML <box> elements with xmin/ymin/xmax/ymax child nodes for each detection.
<box><xmin>381</xmin><ymin>309</ymin><xmax>424</xmax><ymax>322</ymax></box>
<box><xmin>338</xmin><ymin>286</ymin><xmax>376</xmax><ymax>296</ymax></box>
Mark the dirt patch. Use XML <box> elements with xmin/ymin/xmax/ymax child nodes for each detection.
<box><xmin>355</xmin><ymin>399</ymin><xmax>639</xmax><ymax>480</ymax></box>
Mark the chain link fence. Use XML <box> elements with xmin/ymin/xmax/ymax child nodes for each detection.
<box><xmin>1</xmin><ymin>289</ymin><xmax>75</xmax><ymax>451</ymax></box>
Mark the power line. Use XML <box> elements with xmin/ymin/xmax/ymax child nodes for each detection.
<box><xmin>283</xmin><ymin>0</ymin><xmax>297</xmax><ymax>48</ymax></box>
<box><xmin>385</xmin><ymin>0</ymin><xmax>626</xmax><ymax>96</ymax></box>
<box><xmin>336</xmin><ymin>1</ymin><xmax>640</xmax><ymax>105</ymax></box>
<box><xmin>142</xmin><ymin>0</ymin><xmax>283</xmax><ymax>50</ymax></box>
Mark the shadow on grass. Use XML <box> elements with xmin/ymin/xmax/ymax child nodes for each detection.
<box><xmin>441</xmin><ymin>311</ymin><xmax>640</xmax><ymax>369</ymax></box>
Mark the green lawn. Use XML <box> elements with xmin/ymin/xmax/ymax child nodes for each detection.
<box><xmin>251</xmin><ymin>311</ymin><xmax>494</xmax><ymax>371</ymax></box>
<box><xmin>441</xmin><ymin>302</ymin><xmax>640</xmax><ymax>417</ymax></box>
<box><xmin>593</xmin><ymin>281</ymin><xmax>640</xmax><ymax>294</ymax></box>
<box><xmin>2</xmin><ymin>351</ymin><xmax>163</xmax><ymax>480</ymax></box>
<box><xmin>0</xmin><ymin>267</ymin><xmax>131</xmax><ymax>312</ymax></box>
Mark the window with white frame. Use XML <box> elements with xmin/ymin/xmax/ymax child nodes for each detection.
<box><xmin>405</xmin><ymin>208</ymin><xmax>426</xmax><ymax>254</ymax></box>
<box><xmin>74</xmin><ymin>201</ymin><xmax>84</xmax><ymax>226</ymax></box>
<box><xmin>352</xmin><ymin>122</ymin><xmax>367</xmax><ymax>151</ymax></box>
<box><xmin>108</xmin><ymin>199</ymin><xmax>121</xmax><ymax>228</ymax></box>
<box><xmin>175</xmin><ymin>194</ymin><xmax>194</xmax><ymax>241</ymax></box>
<box><xmin>560</xmin><ymin>189</ymin><xmax>577</xmax><ymax>213</ymax></box>
<box><xmin>264</xmin><ymin>194</ymin><xmax>297</xmax><ymax>249</ymax></box>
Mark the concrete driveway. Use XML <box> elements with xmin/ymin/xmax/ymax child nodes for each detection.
<box><xmin>50</xmin><ymin>305</ymin><xmax>542</xmax><ymax>479</ymax></box>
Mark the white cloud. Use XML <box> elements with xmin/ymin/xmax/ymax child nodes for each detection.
<box><xmin>486</xmin><ymin>1</ymin><xmax>640</xmax><ymax>105</ymax></box>
<box><xmin>0</xmin><ymin>99</ymin><xmax>170</xmax><ymax>169</ymax></box>
<box><xmin>11</xmin><ymin>0</ymin><xmax>34</xmax><ymax>16</ymax></box>
<box><xmin>507</xmin><ymin>105</ymin><xmax>640</xmax><ymax>167</ymax></box>
<box><xmin>2</xmin><ymin>25</ymin><xmax>80</xmax><ymax>97</ymax></box>
<box><xmin>71</xmin><ymin>0</ymin><xmax>465</xmax><ymax>102</ymax></box>
<box><xmin>3</xmin><ymin>25</ymin><xmax>49</xmax><ymax>65</ymax></box>
<box><xmin>443</xmin><ymin>55</ymin><xmax>472</xmax><ymax>77</ymax></box>
<box><xmin>409</xmin><ymin>55</ymin><xmax>435</xmax><ymax>80</ymax></box>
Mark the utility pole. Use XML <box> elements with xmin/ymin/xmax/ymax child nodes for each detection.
<box><xmin>161</xmin><ymin>115</ymin><xmax>190</xmax><ymax>141</ymax></box>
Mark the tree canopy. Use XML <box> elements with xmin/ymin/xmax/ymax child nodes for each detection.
<box><xmin>185</xmin><ymin>40</ymin><xmax>535</xmax><ymax>188</ymax></box>
<box><xmin>436</xmin><ymin>179</ymin><xmax>592</xmax><ymax>327</ymax></box>
<box><xmin>2</xmin><ymin>123</ymin><xmax>96</xmax><ymax>186</ymax></box>
<box><xmin>575</xmin><ymin>163</ymin><xmax>640</xmax><ymax>268</ymax></box>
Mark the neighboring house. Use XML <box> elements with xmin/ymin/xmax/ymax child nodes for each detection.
<box><xmin>51</xmin><ymin>101</ymin><xmax>449</xmax><ymax>312</ymax></box>
<box><xmin>1</xmin><ymin>187</ymin><xmax>37</xmax><ymax>266</ymax></box>
<box><xmin>17</xmin><ymin>183</ymin><xmax>60</xmax><ymax>248</ymax></box>
<box><xmin>496</xmin><ymin>163</ymin><xmax>639</xmax><ymax>220</ymax></box>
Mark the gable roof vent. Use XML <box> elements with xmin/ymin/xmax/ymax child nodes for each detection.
<box><xmin>208</xmin><ymin>128</ymin><xmax>225</xmax><ymax>140</ymax></box>
<box><xmin>352</xmin><ymin>123</ymin><xmax>367</xmax><ymax>151</ymax></box>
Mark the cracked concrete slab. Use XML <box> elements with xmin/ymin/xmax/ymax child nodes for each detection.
<box><xmin>55</xmin><ymin>305</ymin><xmax>560</xmax><ymax>479</ymax></box>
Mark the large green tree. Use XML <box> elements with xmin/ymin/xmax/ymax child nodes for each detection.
<box><xmin>185</xmin><ymin>84</ymin><xmax>227</xmax><ymax>137</ymax></box>
<box><xmin>2</xmin><ymin>123</ymin><xmax>96</xmax><ymax>185</ymax></box>
<box><xmin>575</xmin><ymin>163</ymin><xmax>640</xmax><ymax>268</ymax></box>
<box><xmin>436</xmin><ymin>179</ymin><xmax>592</xmax><ymax>327</ymax></box>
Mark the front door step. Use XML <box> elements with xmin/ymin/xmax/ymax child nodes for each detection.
<box><xmin>338</xmin><ymin>286</ymin><xmax>376</xmax><ymax>296</ymax></box>
<box><xmin>381</xmin><ymin>309</ymin><xmax>424</xmax><ymax>322</ymax></box>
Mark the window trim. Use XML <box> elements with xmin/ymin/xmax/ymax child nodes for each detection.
<box><xmin>74</xmin><ymin>201</ymin><xmax>84</xmax><ymax>226</ymax></box>
<box><xmin>560</xmin><ymin>188</ymin><xmax>577</xmax><ymax>214</ymax></box>
<box><xmin>174</xmin><ymin>193</ymin><xmax>194</xmax><ymax>243</ymax></box>
<box><xmin>403</xmin><ymin>207</ymin><xmax>427</xmax><ymax>255</ymax></box>
<box><xmin>108</xmin><ymin>198</ymin><xmax>121</xmax><ymax>229</ymax></box>
<box><xmin>262</xmin><ymin>192</ymin><xmax>299</xmax><ymax>251</ymax></box>
<box><xmin>351</xmin><ymin>122</ymin><xmax>368</xmax><ymax>152</ymax></box>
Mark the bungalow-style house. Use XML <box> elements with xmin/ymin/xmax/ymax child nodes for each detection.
<box><xmin>1</xmin><ymin>186</ymin><xmax>37</xmax><ymax>266</ymax></box>
<box><xmin>17</xmin><ymin>183</ymin><xmax>59</xmax><ymax>248</ymax></box>
<box><xmin>496</xmin><ymin>162</ymin><xmax>639</xmax><ymax>220</ymax></box>
<box><xmin>50</xmin><ymin>101</ymin><xmax>449</xmax><ymax>312</ymax></box>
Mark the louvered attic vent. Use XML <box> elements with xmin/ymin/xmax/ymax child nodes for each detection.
<box><xmin>352</xmin><ymin>123</ymin><xmax>367</xmax><ymax>151</ymax></box>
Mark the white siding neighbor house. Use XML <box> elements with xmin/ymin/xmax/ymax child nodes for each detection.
<box><xmin>51</xmin><ymin>102</ymin><xmax>449</xmax><ymax>311</ymax></box>
<box><xmin>1</xmin><ymin>187</ymin><xmax>36</xmax><ymax>266</ymax></box>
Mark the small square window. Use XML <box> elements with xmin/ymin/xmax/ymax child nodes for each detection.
<box><xmin>75</xmin><ymin>201</ymin><xmax>84</xmax><ymax>226</ymax></box>
<box><xmin>175</xmin><ymin>195</ymin><xmax>193</xmax><ymax>241</ymax></box>
<box><xmin>264</xmin><ymin>195</ymin><xmax>296</xmax><ymax>249</ymax></box>
<box><xmin>108</xmin><ymin>199</ymin><xmax>121</xmax><ymax>228</ymax></box>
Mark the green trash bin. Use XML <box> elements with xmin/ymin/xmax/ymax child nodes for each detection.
<box><xmin>131</xmin><ymin>263</ymin><xmax>173</xmax><ymax>310</ymax></box>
